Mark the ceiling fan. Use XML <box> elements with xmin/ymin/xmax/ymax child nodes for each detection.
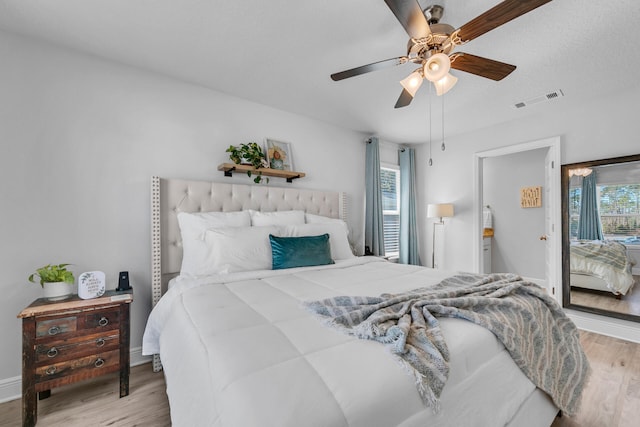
<box><xmin>331</xmin><ymin>0</ymin><xmax>553</xmax><ymax>108</ymax></box>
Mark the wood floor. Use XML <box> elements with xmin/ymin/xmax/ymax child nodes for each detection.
<box><xmin>551</xmin><ymin>331</ymin><xmax>640</xmax><ymax>427</ymax></box>
<box><xmin>571</xmin><ymin>287</ymin><xmax>640</xmax><ymax>317</ymax></box>
<box><xmin>0</xmin><ymin>331</ymin><xmax>639</xmax><ymax>426</ymax></box>
<box><xmin>0</xmin><ymin>364</ymin><xmax>170</xmax><ymax>427</ymax></box>
<box><xmin>570</xmin><ymin>275</ymin><xmax>640</xmax><ymax>317</ymax></box>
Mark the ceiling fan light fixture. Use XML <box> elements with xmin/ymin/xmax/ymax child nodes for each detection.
<box><xmin>434</xmin><ymin>73</ymin><xmax>458</xmax><ymax>96</ymax></box>
<box><xmin>423</xmin><ymin>53</ymin><xmax>450</xmax><ymax>82</ymax></box>
<box><xmin>400</xmin><ymin>70</ymin><xmax>424</xmax><ymax>97</ymax></box>
<box><xmin>568</xmin><ymin>167</ymin><xmax>593</xmax><ymax>177</ymax></box>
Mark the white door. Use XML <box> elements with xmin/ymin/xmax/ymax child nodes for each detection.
<box><xmin>544</xmin><ymin>145</ymin><xmax>561</xmax><ymax>299</ymax></box>
<box><xmin>542</xmin><ymin>149</ymin><xmax>553</xmax><ymax>293</ymax></box>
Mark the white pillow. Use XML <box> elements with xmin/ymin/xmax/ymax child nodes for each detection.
<box><xmin>305</xmin><ymin>213</ymin><xmax>344</xmax><ymax>224</ymax></box>
<box><xmin>283</xmin><ymin>222</ymin><xmax>355</xmax><ymax>260</ymax></box>
<box><xmin>250</xmin><ymin>210</ymin><xmax>305</xmax><ymax>226</ymax></box>
<box><xmin>177</xmin><ymin>211</ymin><xmax>251</xmax><ymax>276</ymax></box>
<box><xmin>201</xmin><ymin>226</ymin><xmax>281</xmax><ymax>275</ymax></box>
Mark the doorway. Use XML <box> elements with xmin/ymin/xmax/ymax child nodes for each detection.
<box><xmin>473</xmin><ymin>137</ymin><xmax>562</xmax><ymax>304</ymax></box>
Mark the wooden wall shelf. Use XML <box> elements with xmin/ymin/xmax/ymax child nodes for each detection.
<box><xmin>217</xmin><ymin>163</ymin><xmax>306</xmax><ymax>183</ymax></box>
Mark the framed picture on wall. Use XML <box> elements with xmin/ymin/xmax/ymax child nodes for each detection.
<box><xmin>265</xmin><ymin>139</ymin><xmax>293</xmax><ymax>171</ymax></box>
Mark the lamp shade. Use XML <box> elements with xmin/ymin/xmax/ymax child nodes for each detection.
<box><xmin>399</xmin><ymin>70</ymin><xmax>424</xmax><ymax>97</ymax></box>
<box><xmin>427</xmin><ymin>203</ymin><xmax>454</xmax><ymax>219</ymax></box>
<box><xmin>423</xmin><ymin>53</ymin><xmax>451</xmax><ymax>82</ymax></box>
<box><xmin>434</xmin><ymin>73</ymin><xmax>458</xmax><ymax>96</ymax></box>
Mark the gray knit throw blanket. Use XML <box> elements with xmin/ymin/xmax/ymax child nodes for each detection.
<box><xmin>304</xmin><ymin>273</ymin><xmax>590</xmax><ymax>415</ymax></box>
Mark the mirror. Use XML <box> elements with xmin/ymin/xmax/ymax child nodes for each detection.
<box><xmin>562</xmin><ymin>154</ymin><xmax>640</xmax><ymax>321</ymax></box>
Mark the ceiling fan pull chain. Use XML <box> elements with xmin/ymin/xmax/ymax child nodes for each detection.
<box><xmin>428</xmin><ymin>84</ymin><xmax>433</xmax><ymax>166</ymax></box>
<box><xmin>441</xmin><ymin>91</ymin><xmax>446</xmax><ymax>151</ymax></box>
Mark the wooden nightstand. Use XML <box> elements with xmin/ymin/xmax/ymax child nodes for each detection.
<box><xmin>17</xmin><ymin>290</ymin><xmax>133</xmax><ymax>427</ymax></box>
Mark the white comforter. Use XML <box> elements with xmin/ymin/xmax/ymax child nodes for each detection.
<box><xmin>143</xmin><ymin>258</ymin><xmax>540</xmax><ymax>427</ymax></box>
<box><xmin>570</xmin><ymin>240</ymin><xmax>635</xmax><ymax>295</ymax></box>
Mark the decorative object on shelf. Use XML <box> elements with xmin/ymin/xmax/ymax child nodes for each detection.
<box><xmin>78</xmin><ymin>270</ymin><xmax>106</xmax><ymax>299</ymax></box>
<box><xmin>28</xmin><ymin>263</ymin><xmax>75</xmax><ymax>301</ymax></box>
<box><xmin>225</xmin><ymin>142</ymin><xmax>270</xmax><ymax>183</ymax></box>
<box><xmin>266</xmin><ymin>139</ymin><xmax>293</xmax><ymax>171</ymax></box>
<box><xmin>427</xmin><ymin>203</ymin><xmax>454</xmax><ymax>269</ymax></box>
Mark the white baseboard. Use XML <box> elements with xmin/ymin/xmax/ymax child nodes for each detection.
<box><xmin>130</xmin><ymin>346</ymin><xmax>152</xmax><ymax>367</ymax></box>
<box><xmin>0</xmin><ymin>347</ymin><xmax>151</xmax><ymax>404</ymax></box>
<box><xmin>567</xmin><ymin>309</ymin><xmax>640</xmax><ymax>343</ymax></box>
<box><xmin>0</xmin><ymin>374</ymin><xmax>21</xmax><ymax>404</ymax></box>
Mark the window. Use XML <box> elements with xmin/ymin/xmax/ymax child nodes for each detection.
<box><xmin>568</xmin><ymin>183</ymin><xmax>640</xmax><ymax>242</ymax></box>
<box><xmin>599</xmin><ymin>184</ymin><xmax>640</xmax><ymax>240</ymax></box>
<box><xmin>381</xmin><ymin>166</ymin><xmax>400</xmax><ymax>257</ymax></box>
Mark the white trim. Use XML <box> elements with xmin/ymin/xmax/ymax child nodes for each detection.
<box><xmin>0</xmin><ymin>347</ymin><xmax>151</xmax><ymax>404</ymax></box>
<box><xmin>0</xmin><ymin>374</ymin><xmax>20</xmax><ymax>404</ymax></box>
<box><xmin>567</xmin><ymin>310</ymin><xmax>640</xmax><ymax>343</ymax></box>
<box><xmin>473</xmin><ymin>136</ymin><xmax>562</xmax><ymax>304</ymax></box>
<box><xmin>131</xmin><ymin>346</ymin><xmax>152</xmax><ymax>367</ymax></box>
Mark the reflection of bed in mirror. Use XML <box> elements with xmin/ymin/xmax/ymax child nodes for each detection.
<box><xmin>562</xmin><ymin>153</ymin><xmax>640</xmax><ymax>321</ymax></box>
<box><xmin>570</xmin><ymin>240</ymin><xmax>636</xmax><ymax>297</ymax></box>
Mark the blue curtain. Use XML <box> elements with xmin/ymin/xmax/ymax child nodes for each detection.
<box><xmin>577</xmin><ymin>172</ymin><xmax>603</xmax><ymax>240</ymax></box>
<box><xmin>399</xmin><ymin>148</ymin><xmax>421</xmax><ymax>265</ymax></box>
<box><xmin>365</xmin><ymin>137</ymin><xmax>385</xmax><ymax>256</ymax></box>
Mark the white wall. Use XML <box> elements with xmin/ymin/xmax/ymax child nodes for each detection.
<box><xmin>417</xmin><ymin>85</ymin><xmax>640</xmax><ymax>274</ymax></box>
<box><xmin>0</xmin><ymin>31</ymin><xmax>368</xmax><ymax>390</ymax></box>
<box><xmin>379</xmin><ymin>140</ymin><xmax>401</xmax><ymax>166</ymax></box>
<box><xmin>483</xmin><ymin>148</ymin><xmax>546</xmax><ymax>277</ymax></box>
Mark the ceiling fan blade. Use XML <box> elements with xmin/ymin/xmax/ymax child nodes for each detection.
<box><xmin>331</xmin><ymin>57</ymin><xmax>407</xmax><ymax>81</ymax></box>
<box><xmin>456</xmin><ymin>0</ymin><xmax>552</xmax><ymax>43</ymax></box>
<box><xmin>394</xmin><ymin>88</ymin><xmax>414</xmax><ymax>108</ymax></box>
<box><xmin>384</xmin><ymin>0</ymin><xmax>431</xmax><ymax>39</ymax></box>
<box><xmin>450</xmin><ymin>53</ymin><xmax>516</xmax><ymax>81</ymax></box>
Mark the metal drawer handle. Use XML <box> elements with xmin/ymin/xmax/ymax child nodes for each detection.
<box><xmin>48</xmin><ymin>326</ymin><xmax>61</xmax><ymax>335</ymax></box>
<box><xmin>96</xmin><ymin>338</ymin><xmax>106</xmax><ymax>347</ymax></box>
<box><xmin>45</xmin><ymin>366</ymin><xmax>57</xmax><ymax>376</ymax></box>
<box><xmin>98</xmin><ymin>317</ymin><xmax>109</xmax><ymax>327</ymax></box>
<box><xmin>46</xmin><ymin>347</ymin><xmax>58</xmax><ymax>358</ymax></box>
<box><xmin>94</xmin><ymin>358</ymin><xmax>105</xmax><ymax>368</ymax></box>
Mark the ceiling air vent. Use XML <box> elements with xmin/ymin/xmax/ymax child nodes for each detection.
<box><xmin>514</xmin><ymin>89</ymin><xmax>564</xmax><ymax>109</ymax></box>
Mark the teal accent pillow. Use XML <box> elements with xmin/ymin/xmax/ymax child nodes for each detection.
<box><xmin>269</xmin><ymin>234</ymin><xmax>335</xmax><ymax>270</ymax></box>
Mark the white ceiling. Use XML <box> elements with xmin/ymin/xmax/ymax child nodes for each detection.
<box><xmin>1</xmin><ymin>0</ymin><xmax>638</xmax><ymax>144</ymax></box>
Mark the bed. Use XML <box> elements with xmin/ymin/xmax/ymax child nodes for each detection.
<box><xmin>142</xmin><ymin>177</ymin><xmax>588</xmax><ymax>427</ymax></box>
<box><xmin>570</xmin><ymin>240</ymin><xmax>636</xmax><ymax>296</ymax></box>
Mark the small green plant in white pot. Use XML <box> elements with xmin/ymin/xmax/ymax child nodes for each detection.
<box><xmin>226</xmin><ymin>142</ymin><xmax>270</xmax><ymax>184</ymax></box>
<box><xmin>28</xmin><ymin>263</ymin><xmax>75</xmax><ymax>301</ymax></box>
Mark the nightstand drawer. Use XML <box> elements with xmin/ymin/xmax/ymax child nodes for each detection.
<box><xmin>35</xmin><ymin>316</ymin><xmax>77</xmax><ymax>338</ymax></box>
<box><xmin>35</xmin><ymin>332</ymin><xmax>120</xmax><ymax>364</ymax></box>
<box><xmin>35</xmin><ymin>349</ymin><xmax>120</xmax><ymax>387</ymax></box>
<box><xmin>79</xmin><ymin>306</ymin><xmax>120</xmax><ymax>330</ymax></box>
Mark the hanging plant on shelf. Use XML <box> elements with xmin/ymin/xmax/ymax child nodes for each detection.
<box><xmin>225</xmin><ymin>142</ymin><xmax>270</xmax><ymax>184</ymax></box>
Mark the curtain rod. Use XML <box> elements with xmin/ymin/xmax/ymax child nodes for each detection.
<box><xmin>366</xmin><ymin>137</ymin><xmax>408</xmax><ymax>151</ymax></box>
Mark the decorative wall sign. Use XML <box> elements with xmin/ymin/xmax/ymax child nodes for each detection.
<box><xmin>78</xmin><ymin>271</ymin><xmax>106</xmax><ymax>299</ymax></box>
<box><xmin>520</xmin><ymin>186</ymin><xmax>542</xmax><ymax>208</ymax></box>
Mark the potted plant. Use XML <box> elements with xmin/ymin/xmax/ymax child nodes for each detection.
<box><xmin>28</xmin><ymin>263</ymin><xmax>75</xmax><ymax>301</ymax></box>
<box><xmin>226</xmin><ymin>142</ymin><xmax>270</xmax><ymax>183</ymax></box>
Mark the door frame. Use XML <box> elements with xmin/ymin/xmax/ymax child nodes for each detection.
<box><xmin>472</xmin><ymin>136</ymin><xmax>562</xmax><ymax>304</ymax></box>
